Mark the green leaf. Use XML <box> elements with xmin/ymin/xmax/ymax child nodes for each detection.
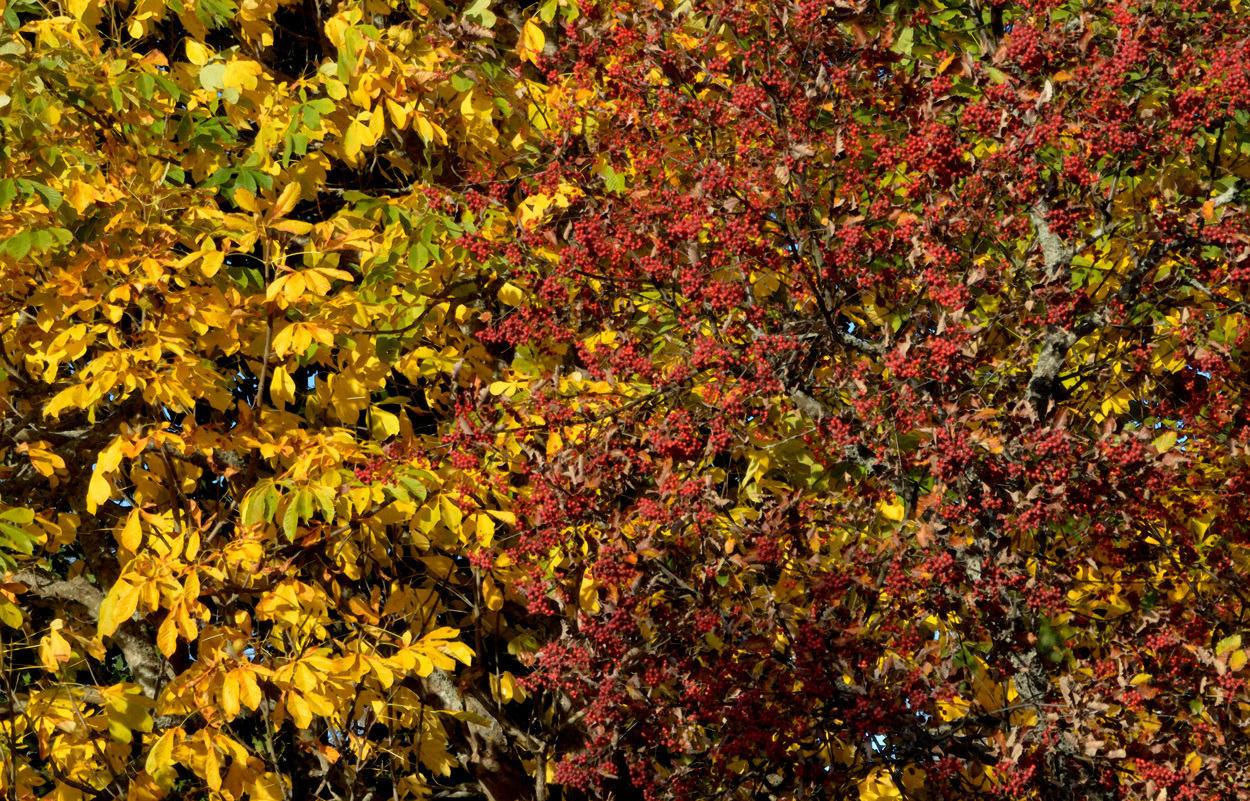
<box><xmin>29</xmin><ymin>182</ymin><xmax>61</xmax><ymax>211</ymax></box>
<box><xmin>1</xmin><ymin>231</ymin><xmax>32</xmax><ymax>260</ymax></box>
<box><xmin>282</xmin><ymin>499</ymin><xmax>300</xmax><ymax>540</ymax></box>
<box><xmin>0</xmin><ymin>599</ymin><xmax>22</xmax><ymax>628</ymax></box>
<box><xmin>337</xmin><ymin>38</ymin><xmax>355</xmax><ymax>83</ymax></box>
<box><xmin>463</xmin><ymin>0</ymin><xmax>497</xmax><ymax>27</ymax></box>
<box><xmin>199</xmin><ymin>63</ymin><xmax>227</xmax><ymax>91</ymax></box>
<box><xmin>890</xmin><ymin>26</ymin><xmax>914</xmax><ymax>55</ymax></box>
<box><xmin>294</xmin><ymin>488</ymin><xmax>316</xmax><ymax>523</ymax></box>
<box><xmin>398</xmin><ymin>475</ymin><xmax>428</xmax><ymax>502</ymax></box>
<box><xmin>312</xmin><ymin>487</ymin><xmax>336</xmax><ymax>523</ymax></box>
<box><xmin>0</xmin><ymin>508</ymin><xmax>35</xmax><ymax>524</ymax></box>
<box><xmin>155</xmin><ymin>75</ymin><xmax>182</xmax><ymax>101</ymax></box>
<box><xmin>0</xmin><ymin>521</ymin><xmax>35</xmax><ymax>554</ymax></box>
<box><xmin>601</xmin><ymin>165</ymin><xmax>626</xmax><ymax>194</ymax></box>
<box><xmin>195</xmin><ymin>0</ymin><xmax>236</xmax><ymax>28</ymax></box>
<box><xmin>1153</xmin><ymin>430</ymin><xmax>1178</xmax><ymax>453</ymax></box>
<box><xmin>507</xmin><ymin>631</ymin><xmax>539</xmax><ymax>656</ymax></box>
<box><xmin>136</xmin><ymin>73</ymin><xmax>155</xmax><ymax>99</ymax></box>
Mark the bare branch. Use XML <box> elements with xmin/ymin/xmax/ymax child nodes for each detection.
<box><xmin>13</xmin><ymin>569</ymin><xmax>173</xmax><ymax>699</ymax></box>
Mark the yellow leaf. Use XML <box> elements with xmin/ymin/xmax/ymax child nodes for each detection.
<box><xmin>282</xmin><ymin>272</ymin><xmax>307</xmax><ymax>304</ymax></box>
<box><xmin>475</xmin><ymin>513</ymin><xmax>495</xmax><ymax>547</ymax></box>
<box><xmin>420</xmin><ymin>555</ymin><xmax>454</xmax><ymax>579</ymax></box>
<box><xmin>1100</xmin><ymin>389</ymin><xmax>1133</xmax><ymax>418</ymax></box>
<box><xmin>518</xmin><ymin>18</ymin><xmax>546</xmax><ymax>63</ymax></box>
<box><xmin>177</xmin><ymin>603</ymin><xmax>197</xmax><ymax>643</ymax></box>
<box><xmin>460</xmin><ymin>89</ymin><xmax>478</xmax><ymax>120</ymax></box>
<box><xmin>271</xmin><ymin>365</ymin><xmax>296</xmax><ymax>405</ymax></box>
<box><xmin>145</xmin><ymin>730</ymin><xmax>177</xmax><ymax>775</ymax></box>
<box><xmin>1153</xmin><ymin>430</ymin><xmax>1178</xmax><ymax>453</ymax></box>
<box><xmin>489</xmin><ymin>380</ymin><xmax>519</xmax><ymax>397</ymax></box>
<box><xmin>579</xmin><ymin>571</ymin><xmax>601</xmax><ymax>614</ymax></box>
<box><xmin>204</xmin><ymin>742</ymin><xmax>222</xmax><ymax>791</ymax></box>
<box><xmin>271</xmin><ymin>219</ymin><xmax>313</xmax><ymax>235</ymax></box>
<box><xmin>66</xmin><ymin>180</ymin><xmax>100</xmax><ymax>213</ymax></box>
<box><xmin>1190</xmin><ymin>514</ymin><xmax>1214</xmax><ymax>537</ymax></box>
<box><xmin>294</xmin><ymin>662</ymin><xmax>317</xmax><ymax>693</ymax></box>
<box><xmin>98</xmin><ymin>580</ymin><xmax>140</xmax><ymax>637</ymax></box>
<box><xmin>305</xmin><ymin>692</ymin><xmax>335</xmax><ymax>717</ymax></box>
<box><xmin>901</xmin><ymin>766</ymin><xmax>925</xmax><ymax>793</ymax></box>
<box><xmin>878</xmin><ymin>495</ymin><xmax>906</xmax><ymax>522</ymax></box>
<box><xmin>491</xmin><ymin>670</ymin><xmax>525</xmax><ymax>703</ymax></box>
<box><xmin>25</xmin><ymin>441</ymin><xmax>66</xmax><ymax>477</ymax></box>
<box><xmin>0</xmin><ymin>598</ymin><xmax>23</xmax><ymax>629</ymax></box>
<box><xmin>368</xmin><ymin>108</ymin><xmax>385</xmax><ymax>143</ymax></box>
<box><xmin>200</xmin><ymin>250</ymin><xmax>224</xmax><ymax>277</ymax></box>
<box><xmin>223</xmin><ymin>59</ymin><xmax>262</xmax><ymax>92</ymax></box>
<box><xmin>157</xmin><ymin>614</ymin><xmax>178</xmax><ymax>657</ymax></box>
<box><xmin>239</xmin><ymin>671</ymin><xmax>263</xmax><ymax>710</ymax></box>
<box><xmin>100</xmin><ymin>683</ymin><xmax>154</xmax><ymax>743</ymax></box>
<box><xmin>185</xmin><ymin>39</ymin><xmax>210</xmax><ymax>65</ymax></box>
<box><xmin>498</xmin><ymin>282</ymin><xmax>527</xmax><ymax>306</ymax></box>
<box><xmin>483</xmin><ymin>575</ymin><xmax>504</xmax><ymax>611</ymax></box>
<box><xmin>368</xmin><ymin>407</ymin><xmax>400</xmax><ymax>439</ymax></box>
<box><xmin>87</xmin><ymin>437</ymin><xmax>126</xmax><ymax>514</ymax></box>
<box><xmin>439</xmin><ymin>640</ymin><xmax>474</xmax><ymax>666</ymax></box>
<box><xmin>67</xmin><ymin>0</ymin><xmax>101</xmax><ymax>24</ymax></box>
<box><xmin>386</xmin><ymin>98</ymin><xmax>410</xmax><ymax>128</ymax></box>
<box><xmin>413</xmin><ymin>111</ymin><xmax>435</xmax><ymax>142</ymax></box>
<box><xmin>40</xmin><ymin>624</ymin><xmax>71</xmax><ymax>671</ymax></box>
<box><xmin>119</xmin><ymin>510</ymin><xmax>143</xmax><ymax>551</ymax></box>
<box><xmin>42</xmin><ymin>384</ymin><xmax>88</xmax><ymax>420</ymax></box>
<box><xmin>344</xmin><ymin>120</ymin><xmax>367</xmax><ymax>160</ymax></box>
<box><xmin>300</xmin><ymin>268</ymin><xmax>330</xmax><ymax>296</ymax></box>
<box><xmin>269</xmin><ymin>182</ymin><xmax>301</xmax><ymax>220</ymax></box>
<box><xmin>220</xmin><ymin>673</ymin><xmax>240</xmax><ymax>718</ymax></box>
<box><xmin>1230</xmin><ymin>649</ymin><xmax>1247</xmax><ymax>672</ymax></box>
<box><xmin>440</xmin><ymin>495</ymin><xmax>464</xmax><ymax>534</ymax></box>
<box><xmin>1217</xmin><ymin>634</ymin><xmax>1242</xmax><ymax>655</ymax></box>
<box><xmin>234</xmin><ymin>187</ymin><xmax>260</xmax><ymax>213</ymax></box>
<box><xmin>517</xmin><ymin>194</ymin><xmax>552</xmax><ymax>228</ymax></box>
<box><xmin>286</xmin><ymin>692</ymin><xmax>313</xmax><ymax>728</ymax></box>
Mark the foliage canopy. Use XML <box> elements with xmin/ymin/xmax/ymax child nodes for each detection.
<box><xmin>3</xmin><ymin>0</ymin><xmax>1250</xmax><ymax>799</ymax></box>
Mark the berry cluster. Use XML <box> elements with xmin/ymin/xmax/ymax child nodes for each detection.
<box><xmin>353</xmin><ymin>441</ymin><xmax>420</xmax><ymax>486</ymax></box>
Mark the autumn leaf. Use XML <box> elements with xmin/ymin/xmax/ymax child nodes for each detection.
<box><xmin>6</xmin><ymin>2</ymin><xmax>1250</xmax><ymax>801</ymax></box>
